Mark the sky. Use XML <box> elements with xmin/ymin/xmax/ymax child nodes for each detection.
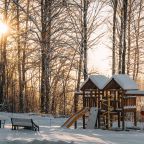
<box><xmin>88</xmin><ymin>45</ymin><xmax>112</xmax><ymax>76</ymax></box>
<box><xmin>87</xmin><ymin>28</ymin><xmax>112</xmax><ymax>76</ymax></box>
<box><xmin>87</xmin><ymin>2</ymin><xmax>112</xmax><ymax>76</ymax></box>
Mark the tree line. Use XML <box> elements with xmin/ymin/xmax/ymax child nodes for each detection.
<box><xmin>0</xmin><ymin>0</ymin><xmax>143</xmax><ymax>115</ymax></box>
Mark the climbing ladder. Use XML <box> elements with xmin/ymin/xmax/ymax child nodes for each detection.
<box><xmin>100</xmin><ymin>96</ymin><xmax>115</xmax><ymax>129</ymax></box>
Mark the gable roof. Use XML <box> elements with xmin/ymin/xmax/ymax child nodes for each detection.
<box><xmin>103</xmin><ymin>74</ymin><xmax>138</xmax><ymax>90</ymax></box>
<box><xmin>80</xmin><ymin>75</ymin><xmax>109</xmax><ymax>90</ymax></box>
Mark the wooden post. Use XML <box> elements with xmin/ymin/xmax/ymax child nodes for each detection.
<box><xmin>134</xmin><ymin>96</ymin><xmax>137</xmax><ymax>126</ymax></box>
<box><xmin>117</xmin><ymin>91</ymin><xmax>121</xmax><ymax>128</ymax></box>
<box><xmin>83</xmin><ymin>91</ymin><xmax>86</xmax><ymax>129</ymax></box>
<box><xmin>90</xmin><ymin>90</ymin><xmax>92</xmax><ymax>107</ymax></box>
<box><xmin>118</xmin><ymin>112</ymin><xmax>121</xmax><ymax>128</ymax></box>
<box><xmin>74</xmin><ymin>93</ymin><xmax>77</xmax><ymax>129</ymax></box>
<box><xmin>134</xmin><ymin>111</ymin><xmax>137</xmax><ymax>126</ymax></box>
<box><xmin>107</xmin><ymin>94</ymin><xmax>111</xmax><ymax>129</ymax></box>
<box><xmin>97</xmin><ymin>90</ymin><xmax>101</xmax><ymax>128</ymax></box>
<box><xmin>122</xmin><ymin>92</ymin><xmax>125</xmax><ymax>130</ymax></box>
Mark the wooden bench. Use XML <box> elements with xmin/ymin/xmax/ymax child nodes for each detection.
<box><xmin>11</xmin><ymin>118</ymin><xmax>39</xmax><ymax>131</ymax></box>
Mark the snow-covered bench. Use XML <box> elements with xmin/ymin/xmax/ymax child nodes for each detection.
<box><xmin>11</xmin><ymin>118</ymin><xmax>39</xmax><ymax>131</ymax></box>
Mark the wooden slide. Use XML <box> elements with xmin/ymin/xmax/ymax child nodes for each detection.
<box><xmin>61</xmin><ymin>107</ymin><xmax>89</xmax><ymax>128</ymax></box>
<box><xmin>86</xmin><ymin>107</ymin><xmax>98</xmax><ymax>129</ymax></box>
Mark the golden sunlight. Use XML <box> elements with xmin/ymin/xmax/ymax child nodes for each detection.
<box><xmin>0</xmin><ymin>22</ymin><xmax>8</xmax><ymax>35</ymax></box>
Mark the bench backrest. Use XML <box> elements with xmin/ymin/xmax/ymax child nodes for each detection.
<box><xmin>11</xmin><ymin>118</ymin><xmax>33</xmax><ymax>127</ymax></box>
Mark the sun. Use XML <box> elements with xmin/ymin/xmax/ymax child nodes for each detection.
<box><xmin>0</xmin><ymin>22</ymin><xmax>8</xmax><ymax>35</ymax></box>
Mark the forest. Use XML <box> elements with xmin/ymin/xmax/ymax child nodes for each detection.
<box><xmin>0</xmin><ymin>0</ymin><xmax>143</xmax><ymax>115</ymax></box>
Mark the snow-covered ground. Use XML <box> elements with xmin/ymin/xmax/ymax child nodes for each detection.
<box><xmin>0</xmin><ymin>112</ymin><xmax>144</xmax><ymax>144</ymax></box>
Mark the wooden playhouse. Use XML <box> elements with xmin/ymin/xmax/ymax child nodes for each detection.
<box><xmin>75</xmin><ymin>74</ymin><xmax>144</xmax><ymax>130</ymax></box>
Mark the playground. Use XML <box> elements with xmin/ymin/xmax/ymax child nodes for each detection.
<box><xmin>62</xmin><ymin>74</ymin><xmax>144</xmax><ymax>131</ymax></box>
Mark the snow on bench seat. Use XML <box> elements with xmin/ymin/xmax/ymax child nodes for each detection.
<box><xmin>11</xmin><ymin>117</ymin><xmax>39</xmax><ymax>131</ymax></box>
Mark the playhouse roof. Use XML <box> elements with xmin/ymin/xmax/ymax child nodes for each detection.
<box><xmin>103</xmin><ymin>74</ymin><xmax>138</xmax><ymax>90</ymax></box>
<box><xmin>80</xmin><ymin>75</ymin><xmax>109</xmax><ymax>90</ymax></box>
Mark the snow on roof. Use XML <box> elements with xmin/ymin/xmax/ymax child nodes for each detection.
<box><xmin>125</xmin><ymin>90</ymin><xmax>144</xmax><ymax>96</ymax></box>
<box><xmin>104</xmin><ymin>74</ymin><xmax>138</xmax><ymax>90</ymax></box>
<box><xmin>80</xmin><ymin>75</ymin><xmax>109</xmax><ymax>90</ymax></box>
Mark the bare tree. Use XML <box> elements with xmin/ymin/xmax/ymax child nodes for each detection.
<box><xmin>111</xmin><ymin>0</ymin><xmax>118</xmax><ymax>75</ymax></box>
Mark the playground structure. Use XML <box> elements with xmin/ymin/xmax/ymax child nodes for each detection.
<box><xmin>71</xmin><ymin>74</ymin><xmax>144</xmax><ymax>130</ymax></box>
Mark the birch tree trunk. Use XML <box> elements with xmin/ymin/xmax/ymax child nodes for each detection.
<box><xmin>118</xmin><ymin>6</ymin><xmax>123</xmax><ymax>74</ymax></box>
<box><xmin>127</xmin><ymin>0</ymin><xmax>132</xmax><ymax>75</ymax></box>
<box><xmin>112</xmin><ymin>0</ymin><xmax>118</xmax><ymax>75</ymax></box>
<box><xmin>22</xmin><ymin>0</ymin><xmax>30</xmax><ymax>112</ymax></box>
<box><xmin>41</xmin><ymin>0</ymin><xmax>52</xmax><ymax>113</ymax></box>
<box><xmin>16</xmin><ymin>0</ymin><xmax>24</xmax><ymax>112</ymax></box>
<box><xmin>121</xmin><ymin>0</ymin><xmax>128</xmax><ymax>74</ymax></box>
<box><xmin>83</xmin><ymin>0</ymin><xmax>88</xmax><ymax>80</ymax></box>
<box><xmin>133</xmin><ymin>0</ymin><xmax>142</xmax><ymax>80</ymax></box>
